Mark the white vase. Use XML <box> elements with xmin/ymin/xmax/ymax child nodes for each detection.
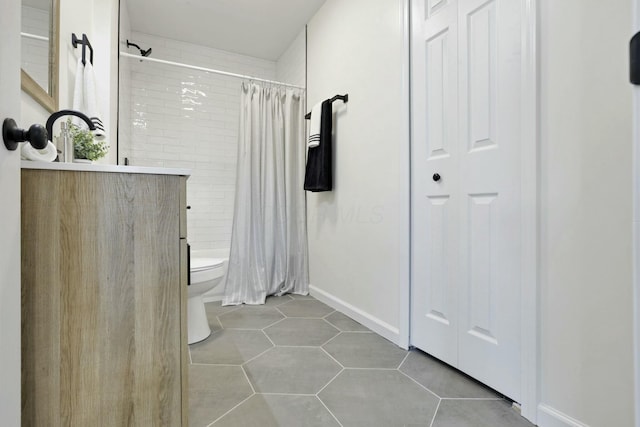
<box><xmin>73</xmin><ymin>159</ymin><xmax>93</xmax><ymax>164</ymax></box>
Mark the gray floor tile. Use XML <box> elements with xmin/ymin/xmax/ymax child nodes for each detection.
<box><xmin>206</xmin><ymin>317</ymin><xmax>223</xmax><ymax>335</ymax></box>
<box><xmin>319</xmin><ymin>369</ymin><xmax>439</xmax><ymax>427</ymax></box>
<box><xmin>244</xmin><ymin>347</ymin><xmax>342</xmax><ymax>394</ymax></box>
<box><xmin>218</xmin><ymin>306</ymin><xmax>284</xmax><ymax>329</ymax></box>
<box><xmin>190</xmin><ymin>329</ymin><xmax>273</xmax><ymax>365</ymax></box>
<box><xmin>189</xmin><ymin>364</ymin><xmax>253</xmax><ymax>427</ymax></box>
<box><xmin>205</xmin><ymin>302</ymin><xmax>240</xmax><ymax>318</ymax></box>
<box><xmin>264</xmin><ymin>318</ymin><xmax>340</xmax><ymax>346</ymax></box>
<box><xmin>323</xmin><ymin>332</ymin><xmax>407</xmax><ymax>368</ymax></box>
<box><xmin>204</xmin><ymin>304</ymin><xmax>237</xmax><ymax>335</ymax></box>
<box><xmin>432</xmin><ymin>400</ymin><xmax>535</xmax><ymax>427</ymax></box>
<box><xmin>213</xmin><ymin>394</ymin><xmax>340</xmax><ymax>427</ymax></box>
<box><xmin>399</xmin><ymin>350</ymin><xmax>500</xmax><ymax>399</ymax></box>
<box><xmin>289</xmin><ymin>293</ymin><xmax>315</xmax><ymax>299</ymax></box>
<box><xmin>277</xmin><ymin>299</ymin><xmax>335</xmax><ymax>318</ymax></box>
<box><xmin>264</xmin><ymin>295</ymin><xmax>294</xmax><ymax>306</ymax></box>
<box><xmin>324</xmin><ymin>311</ymin><xmax>370</xmax><ymax>332</ymax></box>
<box><xmin>190</xmin><ymin>304</ymin><xmax>522</xmax><ymax>427</ymax></box>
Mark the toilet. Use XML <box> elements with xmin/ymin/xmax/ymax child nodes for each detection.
<box><xmin>188</xmin><ymin>257</ymin><xmax>226</xmax><ymax>344</ymax></box>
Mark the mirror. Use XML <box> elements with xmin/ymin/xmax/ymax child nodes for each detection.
<box><xmin>21</xmin><ymin>0</ymin><xmax>59</xmax><ymax>112</ymax></box>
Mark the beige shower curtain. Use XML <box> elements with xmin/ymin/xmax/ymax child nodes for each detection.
<box><xmin>222</xmin><ymin>82</ymin><xmax>309</xmax><ymax>305</ymax></box>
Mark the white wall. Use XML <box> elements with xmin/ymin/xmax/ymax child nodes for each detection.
<box><xmin>91</xmin><ymin>0</ymin><xmax>119</xmax><ymax>164</ymax></box>
<box><xmin>306</xmin><ymin>0</ymin><xmax>409</xmax><ymax>345</ymax></box>
<box><xmin>538</xmin><ymin>0</ymin><xmax>635</xmax><ymax>426</ymax></box>
<box><xmin>21</xmin><ymin>90</ymin><xmax>49</xmax><ymax>128</ymax></box>
<box><xmin>119</xmin><ymin>31</ymin><xmax>277</xmax><ymax>252</ymax></box>
<box><xmin>58</xmin><ymin>0</ymin><xmax>92</xmax><ymax>117</ymax></box>
<box><xmin>276</xmin><ymin>28</ymin><xmax>306</xmax><ymax>89</ymax></box>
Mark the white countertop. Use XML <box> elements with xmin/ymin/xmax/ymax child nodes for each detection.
<box><xmin>21</xmin><ymin>161</ymin><xmax>191</xmax><ymax>177</ymax></box>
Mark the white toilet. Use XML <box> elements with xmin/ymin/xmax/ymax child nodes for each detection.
<box><xmin>188</xmin><ymin>257</ymin><xmax>226</xmax><ymax>344</ymax></box>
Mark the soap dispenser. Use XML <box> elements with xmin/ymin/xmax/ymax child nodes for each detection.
<box><xmin>58</xmin><ymin>122</ymin><xmax>73</xmax><ymax>163</ymax></box>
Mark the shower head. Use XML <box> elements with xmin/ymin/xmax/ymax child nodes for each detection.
<box><xmin>126</xmin><ymin>40</ymin><xmax>152</xmax><ymax>58</ymax></box>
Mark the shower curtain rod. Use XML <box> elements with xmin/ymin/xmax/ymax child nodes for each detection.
<box><xmin>119</xmin><ymin>52</ymin><xmax>305</xmax><ymax>90</ymax></box>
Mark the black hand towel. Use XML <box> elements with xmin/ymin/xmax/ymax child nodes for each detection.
<box><xmin>304</xmin><ymin>99</ymin><xmax>332</xmax><ymax>192</ymax></box>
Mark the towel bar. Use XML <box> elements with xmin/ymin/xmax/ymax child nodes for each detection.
<box><xmin>305</xmin><ymin>94</ymin><xmax>348</xmax><ymax>119</ymax></box>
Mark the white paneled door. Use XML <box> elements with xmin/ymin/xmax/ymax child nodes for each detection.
<box><xmin>411</xmin><ymin>0</ymin><xmax>523</xmax><ymax>401</ymax></box>
<box><xmin>0</xmin><ymin>0</ymin><xmax>22</xmax><ymax>423</ymax></box>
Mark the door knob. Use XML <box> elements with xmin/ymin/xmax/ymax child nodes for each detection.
<box><xmin>3</xmin><ymin>118</ymin><xmax>48</xmax><ymax>151</ymax></box>
<box><xmin>433</xmin><ymin>173</ymin><xmax>441</xmax><ymax>182</ymax></box>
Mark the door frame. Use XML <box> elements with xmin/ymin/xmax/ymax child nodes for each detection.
<box><xmin>403</xmin><ymin>0</ymin><xmax>539</xmax><ymax>423</ymax></box>
<box><xmin>633</xmin><ymin>1</ymin><xmax>640</xmax><ymax>426</ymax></box>
<box><xmin>519</xmin><ymin>0</ymin><xmax>539</xmax><ymax>422</ymax></box>
<box><xmin>0</xmin><ymin>0</ymin><xmax>22</xmax><ymax>423</ymax></box>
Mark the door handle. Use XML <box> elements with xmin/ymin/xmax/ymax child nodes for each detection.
<box><xmin>3</xmin><ymin>118</ymin><xmax>47</xmax><ymax>151</ymax></box>
<box><xmin>187</xmin><ymin>243</ymin><xmax>191</xmax><ymax>286</ymax></box>
<box><xmin>433</xmin><ymin>173</ymin><xmax>441</xmax><ymax>182</ymax></box>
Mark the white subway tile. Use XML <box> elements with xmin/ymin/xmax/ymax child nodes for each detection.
<box><xmin>120</xmin><ymin>31</ymin><xmax>301</xmax><ymax>251</ymax></box>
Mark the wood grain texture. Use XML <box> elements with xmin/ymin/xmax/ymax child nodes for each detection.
<box><xmin>179</xmin><ymin>177</ymin><xmax>187</xmax><ymax>239</ymax></box>
<box><xmin>21</xmin><ymin>170</ymin><xmax>187</xmax><ymax>426</ymax></box>
<box><xmin>180</xmin><ymin>238</ymin><xmax>189</xmax><ymax>427</ymax></box>
<box><xmin>179</xmin><ymin>180</ymin><xmax>188</xmax><ymax>426</ymax></box>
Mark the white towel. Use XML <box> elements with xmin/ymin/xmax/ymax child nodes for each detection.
<box><xmin>307</xmin><ymin>102</ymin><xmax>322</xmax><ymax>148</ymax></box>
<box><xmin>21</xmin><ymin>141</ymin><xmax>58</xmax><ymax>162</ymax></box>
<box><xmin>71</xmin><ymin>57</ymin><xmax>85</xmax><ymax>128</ymax></box>
<box><xmin>83</xmin><ymin>61</ymin><xmax>106</xmax><ymax>141</ymax></box>
<box><xmin>70</xmin><ymin>57</ymin><xmax>106</xmax><ymax>141</ymax></box>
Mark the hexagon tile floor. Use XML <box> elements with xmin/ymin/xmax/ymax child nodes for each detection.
<box><xmin>188</xmin><ymin>295</ymin><xmax>535</xmax><ymax>427</ymax></box>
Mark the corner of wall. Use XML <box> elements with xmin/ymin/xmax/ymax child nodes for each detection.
<box><xmin>309</xmin><ymin>285</ymin><xmax>402</xmax><ymax>346</ymax></box>
<box><xmin>275</xmin><ymin>28</ymin><xmax>306</xmax><ymax>87</ymax></box>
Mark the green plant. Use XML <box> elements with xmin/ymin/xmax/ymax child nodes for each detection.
<box><xmin>67</xmin><ymin>119</ymin><xmax>109</xmax><ymax>161</ymax></box>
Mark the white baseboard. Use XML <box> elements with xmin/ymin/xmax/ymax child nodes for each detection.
<box><xmin>309</xmin><ymin>285</ymin><xmax>401</xmax><ymax>346</ymax></box>
<box><xmin>537</xmin><ymin>404</ymin><xmax>589</xmax><ymax>427</ymax></box>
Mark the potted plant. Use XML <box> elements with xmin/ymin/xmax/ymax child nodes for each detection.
<box><xmin>67</xmin><ymin>119</ymin><xmax>109</xmax><ymax>163</ymax></box>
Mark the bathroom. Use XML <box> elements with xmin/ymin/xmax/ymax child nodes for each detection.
<box><xmin>1</xmin><ymin>0</ymin><xmax>639</xmax><ymax>426</ymax></box>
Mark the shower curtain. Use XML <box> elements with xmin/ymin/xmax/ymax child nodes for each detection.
<box><xmin>222</xmin><ymin>82</ymin><xmax>309</xmax><ymax>305</ymax></box>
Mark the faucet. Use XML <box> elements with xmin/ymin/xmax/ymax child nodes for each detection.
<box><xmin>45</xmin><ymin>109</ymin><xmax>95</xmax><ymax>142</ymax></box>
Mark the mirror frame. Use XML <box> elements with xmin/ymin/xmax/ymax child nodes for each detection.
<box><xmin>21</xmin><ymin>0</ymin><xmax>59</xmax><ymax>113</ymax></box>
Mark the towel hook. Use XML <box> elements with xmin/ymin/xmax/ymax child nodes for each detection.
<box><xmin>72</xmin><ymin>33</ymin><xmax>93</xmax><ymax>65</ymax></box>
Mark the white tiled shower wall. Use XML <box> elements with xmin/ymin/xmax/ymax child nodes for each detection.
<box><xmin>118</xmin><ymin>4</ymin><xmax>132</xmax><ymax>162</ymax></box>
<box><xmin>21</xmin><ymin>5</ymin><xmax>50</xmax><ymax>90</ymax></box>
<box><xmin>119</xmin><ymin>31</ymin><xmax>305</xmax><ymax>252</ymax></box>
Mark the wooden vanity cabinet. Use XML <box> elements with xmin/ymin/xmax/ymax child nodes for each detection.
<box><xmin>21</xmin><ymin>169</ymin><xmax>189</xmax><ymax>426</ymax></box>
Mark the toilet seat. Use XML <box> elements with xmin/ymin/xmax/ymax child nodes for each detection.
<box><xmin>190</xmin><ymin>257</ymin><xmax>225</xmax><ymax>283</ymax></box>
<box><xmin>191</xmin><ymin>257</ymin><xmax>225</xmax><ymax>271</ymax></box>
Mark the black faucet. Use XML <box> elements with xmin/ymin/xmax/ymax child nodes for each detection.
<box><xmin>45</xmin><ymin>110</ymin><xmax>96</xmax><ymax>141</ymax></box>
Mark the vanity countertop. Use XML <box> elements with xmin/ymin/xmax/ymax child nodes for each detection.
<box><xmin>21</xmin><ymin>161</ymin><xmax>191</xmax><ymax>177</ymax></box>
